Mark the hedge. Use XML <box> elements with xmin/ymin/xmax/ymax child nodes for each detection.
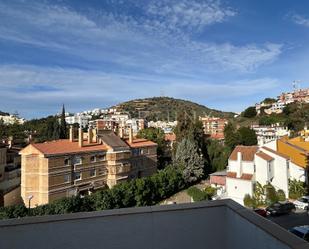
<box><xmin>0</xmin><ymin>166</ymin><xmax>190</xmax><ymax>220</ymax></box>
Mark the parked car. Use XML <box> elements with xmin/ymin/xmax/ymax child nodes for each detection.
<box><xmin>254</xmin><ymin>208</ymin><xmax>267</xmax><ymax>217</ymax></box>
<box><xmin>266</xmin><ymin>202</ymin><xmax>296</xmax><ymax>216</ymax></box>
<box><xmin>294</xmin><ymin>196</ymin><xmax>309</xmax><ymax>210</ymax></box>
<box><xmin>289</xmin><ymin>226</ymin><xmax>309</xmax><ymax>242</ymax></box>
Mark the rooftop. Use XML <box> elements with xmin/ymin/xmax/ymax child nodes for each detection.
<box><xmin>261</xmin><ymin>146</ymin><xmax>290</xmax><ymax>159</ymax></box>
<box><xmin>0</xmin><ymin>200</ymin><xmax>306</xmax><ymax>249</ymax></box>
<box><xmin>126</xmin><ymin>138</ymin><xmax>157</xmax><ymax>148</ymax></box>
<box><xmin>22</xmin><ymin>140</ymin><xmax>108</xmax><ymax>156</ymax></box>
<box><xmin>229</xmin><ymin>145</ymin><xmax>259</xmax><ymax>161</ymax></box>
<box><xmin>256</xmin><ymin>151</ymin><xmax>274</xmax><ymax>161</ymax></box>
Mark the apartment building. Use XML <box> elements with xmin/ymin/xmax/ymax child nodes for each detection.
<box><xmin>251</xmin><ymin>124</ymin><xmax>290</xmax><ymax>145</ymax></box>
<box><xmin>199</xmin><ymin>116</ymin><xmax>228</xmax><ymax>140</ymax></box>
<box><xmin>0</xmin><ymin>143</ymin><xmax>22</xmax><ymax>206</ymax></box>
<box><xmin>20</xmin><ymin>127</ymin><xmax>157</xmax><ymax>207</ymax></box>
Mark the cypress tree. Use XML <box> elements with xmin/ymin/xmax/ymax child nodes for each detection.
<box><xmin>59</xmin><ymin>104</ymin><xmax>67</xmax><ymax>139</ymax></box>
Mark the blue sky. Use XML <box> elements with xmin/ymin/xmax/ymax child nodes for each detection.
<box><xmin>1</xmin><ymin>0</ymin><xmax>309</xmax><ymax>118</ymax></box>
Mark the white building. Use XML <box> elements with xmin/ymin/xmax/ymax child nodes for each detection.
<box><xmin>65</xmin><ymin>114</ymin><xmax>91</xmax><ymax>128</ymax></box>
<box><xmin>225</xmin><ymin>143</ymin><xmax>305</xmax><ymax>205</ymax></box>
<box><xmin>0</xmin><ymin>115</ymin><xmax>25</xmax><ymax>125</ymax></box>
<box><xmin>251</xmin><ymin>124</ymin><xmax>290</xmax><ymax>146</ymax></box>
<box><xmin>148</xmin><ymin>121</ymin><xmax>177</xmax><ymax>133</ymax></box>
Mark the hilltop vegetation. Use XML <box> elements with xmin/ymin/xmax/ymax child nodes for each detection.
<box><xmin>114</xmin><ymin>97</ymin><xmax>235</xmax><ymax>121</ymax></box>
<box><xmin>236</xmin><ymin>102</ymin><xmax>309</xmax><ymax>133</ymax></box>
<box><xmin>0</xmin><ymin>111</ymin><xmax>9</xmax><ymax>116</ymax></box>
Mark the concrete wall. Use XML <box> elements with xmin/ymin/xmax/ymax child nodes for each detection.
<box><xmin>226</xmin><ymin>178</ymin><xmax>253</xmax><ymax>205</ymax></box>
<box><xmin>0</xmin><ymin>200</ymin><xmax>304</xmax><ymax>249</ymax></box>
<box><xmin>255</xmin><ymin>155</ymin><xmax>269</xmax><ymax>185</ymax></box>
<box><xmin>290</xmin><ymin>162</ymin><xmax>305</xmax><ymax>182</ymax></box>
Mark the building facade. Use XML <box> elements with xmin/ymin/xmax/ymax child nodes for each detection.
<box><xmin>225</xmin><ymin>139</ymin><xmax>306</xmax><ymax>205</ymax></box>
<box><xmin>20</xmin><ymin>127</ymin><xmax>157</xmax><ymax>207</ymax></box>
<box><xmin>199</xmin><ymin>116</ymin><xmax>228</xmax><ymax>140</ymax></box>
<box><xmin>251</xmin><ymin>124</ymin><xmax>290</xmax><ymax>146</ymax></box>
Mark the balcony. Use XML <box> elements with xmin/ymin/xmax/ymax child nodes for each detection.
<box><xmin>0</xmin><ymin>199</ymin><xmax>306</xmax><ymax>249</ymax></box>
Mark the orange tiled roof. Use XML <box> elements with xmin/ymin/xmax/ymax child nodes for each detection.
<box><xmin>164</xmin><ymin>133</ymin><xmax>176</xmax><ymax>142</ymax></box>
<box><xmin>261</xmin><ymin>146</ymin><xmax>290</xmax><ymax>159</ymax></box>
<box><xmin>256</xmin><ymin>151</ymin><xmax>274</xmax><ymax>161</ymax></box>
<box><xmin>126</xmin><ymin>139</ymin><xmax>157</xmax><ymax>148</ymax></box>
<box><xmin>229</xmin><ymin>146</ymin><xmax>259</xmax><ymax>161</ymax></box>
<box><xmin>227</xmin><ymin>172</ymin><xmax>237</xmax><ymax>178</ymax></box>
<box><xmin>227</xmin><ymin>171</ymin><xmax>253</xmax><ymax>180</ymax></box>
<box><xmin>30</xmin><ymin>139</ymin><xmax>108</xmax><ymax>155</ymax></box>
<box><xmin>240</xmin><ymin>173</ymin><xmax>253</xmax><ymax>180</ymax></box>
<box><xmin>210</xmin><ymin>133</ymin><xmax>225</xmax><ymax>140</ymax></box>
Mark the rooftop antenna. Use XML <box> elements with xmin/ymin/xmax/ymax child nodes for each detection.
<box><xmin>293</xmin><ymin>80</ymin><xmax>301</xmax><ymax>92</ymax></box>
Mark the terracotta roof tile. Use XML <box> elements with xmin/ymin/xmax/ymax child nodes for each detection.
<box><xmin>210</xmin><ymin>133</ymin><xmax>225</xmax><ymax>140</ymax></box>
<box><xmin>229</xmin><ymin>146</ymin><xmax>259</xmax><ymax>161</ymax></box>
<box><xmin>227</xmin><ymin>172</ymin><xmax>237</xmax><ymax>178</ymax></box>
<box><xmin>30</xmin><ymin>140</ymin><xmax>108</xmax><ymax>156</ymax></box>
<box><xmin>261</xmin><ymin>146</ymin><xmax>290</xmax><ymax>159</ymax></box>
<box><xmin>164</xmin><ymin>133</ymin><xmax>176</xmax><ymax>142</ymax></box>
<box><xmin>227</xmin><ymin>171</ymin><xmax>253</xmax><ymax>180</ymax></box>
<box><xmin>240</xmin><ymin>173</ymin><xmax>253</xmax><ymax>180</ymax></box>
<box><xmin>256</xmin><ymin>151</ymin><xmax>274</xmax><ymax>161</ymax></box>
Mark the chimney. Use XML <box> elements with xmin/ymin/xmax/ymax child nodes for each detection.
<box><xmin>69</xmin><ymin>126</ymin><xmax>74</xmax><ymax>142</ymax></box>
<box><xmin>119</xmin><ymin>127</ymin><xmax>123</xmax><ymax>138</ymax></box>
<box><xmin>93</xmin><ymin>128</ymin><xmax>97</xmax><ymax>143</ymax></box>
<box><xmin>88</xmin><ymin>127</ymin><xmax>93</xmax><ymax>144</ymax></box>
<box><xmin>236</xmin><ymin>151</ymin><xmax>242</xmax><ymax>178</ymax></box>
<box><xmin>78</xmin><ymin>128</ymin><xmax>83</xmax><ymax>147</ymax></box>
<box><xmin>129</xmin><ymin>127</ymin><xmax>133</xmax><ymax>144</ymax></box>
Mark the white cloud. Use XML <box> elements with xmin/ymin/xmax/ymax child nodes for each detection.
<box><xmin>147</xmin><ymin>0</ymin><xmax>236</xmax><ymax>32</ymax></box>
<box><xmin>0</xmin><ymin>0</ymin><xmax>282</xmax><ymax>73</ymax></box>
<box><xmin>291</xmin><ymin>14</ymin><xmax>309</xmax><ymax>27</ymax></box>
<box><xmin>0</xmin><ymin>65</ymin><xmax>279</xmax><ymax>117</ymax></box>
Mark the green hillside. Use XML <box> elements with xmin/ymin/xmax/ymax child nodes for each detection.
<box><xmin>113</xmin><ymin>97</ymin><xmax>235</xmax><ymax>121</ymax></box>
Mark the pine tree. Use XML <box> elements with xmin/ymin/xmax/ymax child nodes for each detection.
<box><xmin>59</xmin><ymin>104</ymin><xmax>67</xmax><ymax>139</ymax></box>
<box><xmin>174</xmin><ymin>138</ymin><xmax>205</xmax><ymax>183</ymax></box>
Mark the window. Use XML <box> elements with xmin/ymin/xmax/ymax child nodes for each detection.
<box><xmin>90</xmin><ymin>169</ymin><xmax>96</xmax><ymax>177</ymax></box>
<box><xmin>286</xmin><ymin>161</ymin><xmax>290</xmax><ymax>169</ymax></box>
<box><xmin>72</xmin><ymin>156</ymin><xmax>82</xmax><ymax>165</ymax></box>
<box><xmin>64</xmin><ymin>158</ymin><xmax>71</xmax><ymax>166</ymax></box>
<box><xmin>97</xmin><ymin>154</ymin><xmax>106</xmax><ymax>161</ymax></box>
<box><xmin>132</xmin><ymin>148</ymin><xmax>140</xmax><ymax>156</ymax></box>
<box><xmin>90</xmin><ymin>156</ymin><xmax>96</xmax><ymax>163</ymax></box>
<box><xmin>74</xmin><ymin>172</ymin><xmax>81</xmax><ymax>180</ymax></box>
<box><xmin>64</xmin><ymin>174</ymin><xmax>70</xmax><ymax>183</ymax></box>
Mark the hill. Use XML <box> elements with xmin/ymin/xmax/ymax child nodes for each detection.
<box><xmin>113</xmin><ymin>97</ymin><xmax>235</xmax><ymax>121</ymax></box>
<box><xmin>0</xmin><ymin>111</ymin><xmax>9</xmax><ymax>116</ymax></box>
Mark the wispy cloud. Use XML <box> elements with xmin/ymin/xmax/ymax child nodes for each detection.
<box><xmin>0</xmin><ymin>0</ymin><xmax>282</xmax><ymax>73</ymax></box>
<box><xmin>147</xmin><ymin>0</ymin><xmax>236</xmax><ymax>32</ymax></box>
<box><xmin>290</xmin><ymin>13</ymin><xmax>309</xmax><ymax>27</ymax></box>
<box><xmin>0</xmin><ymin>65</ymin><xmax>279</xmax><ymax>117</ymax></box>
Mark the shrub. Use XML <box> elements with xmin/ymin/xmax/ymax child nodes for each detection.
<box><xmin>243</xmin><ymin>194</ymin><xmax>256</xmax><ymax>208</ymax></box>
<box><xmin>187</xmin><ymin>187</ymin><xmax>209</xmax><ymax>202</ymax></box>
<box><xmin>265</xmin><ymin>184</ymin><xmax>279</xmax><ymax>205</ymax></box>
<box><xmin>277</xmin><ymin>189</ymin><xmax>286</xmax><ymax>201</ymax></box>
<box><xmin>289</xmin><ymin>179</ymin><xmax>306</xmax><ymax>199</ymax></box>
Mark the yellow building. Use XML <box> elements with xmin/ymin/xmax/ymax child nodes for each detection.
<box><xmin>20</xmin><ymin>127</ymin><xmax>157</xmax><ymax>207</ymax></box>
<box><xmin>277</xmin><ymin>136</ymin><xmax>309</xmax><ymax>169</ymax></box>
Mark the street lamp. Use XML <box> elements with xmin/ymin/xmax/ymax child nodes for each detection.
<box><xmin>27</xmin><ymin>195</ymin><xmax>33</xmax><ymax>210</ymax></box>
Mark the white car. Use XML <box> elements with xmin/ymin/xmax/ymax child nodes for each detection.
<box><xmin>294</xmin><ymin>196</ymin><xmax>309</xmax><ymax>210</ymax></box>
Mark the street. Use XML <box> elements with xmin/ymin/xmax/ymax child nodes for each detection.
<box><xmin>267</xmin><ymin>209</ymin><xmax>309</xmax><ymax>230</ymax></box>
